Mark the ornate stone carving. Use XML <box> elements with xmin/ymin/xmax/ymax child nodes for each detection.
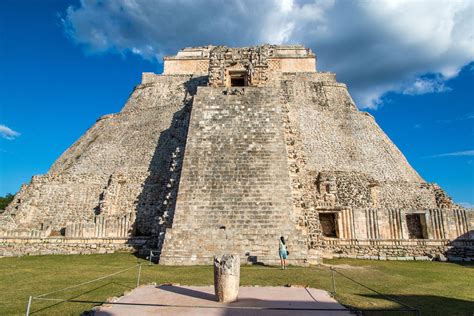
<box><xmin>208</xmin><ymin>45</ymin><xmax>274</xmax><ymax>87</ymax></box>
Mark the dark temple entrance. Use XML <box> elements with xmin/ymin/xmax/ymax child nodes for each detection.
<box><xmin>229</xmin><ymin>71</ymin><xmax>247</xmax><ymax>87</ymax></box>
<box><xmin>406</xmin><ymin>214</ymin><xmax>428</xmax><ymax>239</ymax></box>
<box><xmin>319</xmin><ymin>213</ymin><xmax>338</xmax><ymax>238</ymax></box>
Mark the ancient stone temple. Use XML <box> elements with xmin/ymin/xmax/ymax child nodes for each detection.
<box><xmin>1</xmin><ymin>45</ymin><xmax>472</xmax><ymax>263</ymax></box>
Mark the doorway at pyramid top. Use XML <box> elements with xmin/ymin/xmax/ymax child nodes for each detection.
<box><xmin>224</xmin><ymin>61</ymin><xmax>251</xmax><ymax>88</ymax></box>
<box><xmin>228</xmin><ymin>70</ymin><xmax>248</xmax><ymax>87</ymax></box>
<box><xmin>208</xmin><ymin>48</ymin><xmax>270</xmax><ymax>88</ymax></box>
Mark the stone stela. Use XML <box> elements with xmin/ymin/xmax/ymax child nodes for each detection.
<box><xmin>0</xmin><ymin>44</ymin><xmax>472</xmax><ymax>263</ymax></box>
<box><xmin>214</xmin><ymin>254</ymin><xmax>240</xmax><ymax>302</ymax></box>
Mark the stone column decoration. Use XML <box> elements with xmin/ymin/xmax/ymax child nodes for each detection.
<box><xmin>213</xmin><ymin>254</ymin><xmax>240</xmax><ymax>302</ymax></box>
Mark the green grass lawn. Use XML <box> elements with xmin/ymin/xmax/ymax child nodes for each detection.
<box><xmin>0</xmin><ymin>253</ymin><xmax>472</xmax><ymax>315</ymax></box>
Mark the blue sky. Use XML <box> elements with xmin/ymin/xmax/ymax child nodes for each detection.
<box><xmin>0</xmin><ymin>0</ymin><xmax>473</xmax><ymax>207</ymax></box>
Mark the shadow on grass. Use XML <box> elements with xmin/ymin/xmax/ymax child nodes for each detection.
<box><xmin>354</xmin><ymin>294</ymin><xmax>474</xmax><ymax>316</ymax></box>
<box><xmin>28</xmin><ymin>282</ymin><xmax>473</xmax><ymax>315</ymax></box>
<box><xmin>30</xmin><ymin>281</ymin><xmax>133</xmax><ymax>315</ymax></box>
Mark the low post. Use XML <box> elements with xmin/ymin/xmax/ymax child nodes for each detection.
<box><xmin>136</xmin><ymin>264</ymin><xmax>142</xmax><ymax>288</ymax></box>
<box><xmin>214</xmin><ymin>254</ymin><xmax>240</xmax><ymax>302</ymax></box>
<box><xmin>330</xmin><ymin>267</ymin><xmax>336</xmax><ymax>295</ymax></box>
<box><xmin>26</xmin><ymin>295</ymin><xmax>33</xmax><ymax>316</ymax></box>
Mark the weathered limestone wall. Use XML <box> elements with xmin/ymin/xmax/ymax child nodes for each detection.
<box><xmin>163</xmin><ymin>46</ymin><xmax>212</xmax><ymax>75</ymax></box>
<box><xmin>277</xmin><ymin>57</ymin><xmax>316</xmax><ymax>72</ymax></box>
<box><xmin>276</xmin><ymin>71</ymin><xmax>473</xmax><ymax>261</ymax></box>
<box><xmin>163</xmin><ymin>58</ymin><xmax>209</xmax><ymax>75</ymax></box>
<box><xmin>320</xmin><ymin>173</ymin><xmax>444</xmax><ymax>209</ymax></box>
<box><xmin>164</xmin><ymin>45</ymin><xmax>316</xmax><ymax>76</ymax></box>
<box><xmin>0</xmin><ymin>237</ymin><xmax>149</xmax><ymax>257</ymax></box>
<box><xmin>309</xmin><ymin>205</ymin><xmax>473</xmax><ymax>261</ymax></box>
<box><xmin>0</xmin><ymin>74</ymin><xmax>207</xmax><ymax>239</ymax></box>
<box><xmin>281</xmin><ymin>73</ymin><xmax>422</xmax><ymax>183</ymax></box>
<box><xmin>49</xmin><ymin>75</ymin><xmax>202</xmax><ymax>176</ymax></box>
<box><xmin>160</xmin><ymin>86</ymin><xmax>307</xmax><ymax>265</ymax></box>
<box><xmin>312</xmin><ymin>207</ymin><xmax>471</xmax><ymax>241</ymax></box>
<box><xmin>321</xmin><ymin>239</ymin><xmax>473</xmax><ymax>261</ymax></box>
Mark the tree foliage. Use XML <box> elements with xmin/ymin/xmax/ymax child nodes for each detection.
<box><xmin>0</xmin><ymin>193</ymin><xmax>14</xmax><ymax>212</ymax></box>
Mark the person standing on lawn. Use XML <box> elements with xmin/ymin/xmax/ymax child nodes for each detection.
<box><xmin>279</xmin><ymin>236</ymin><xmax>288</xmax><ymax>269</ymax></box>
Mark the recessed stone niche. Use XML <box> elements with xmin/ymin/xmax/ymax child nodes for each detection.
<box><xmin>229</xmin><ymin>71</ymin><xmax>247</xmax><ymax>87</ymax></box>
<box><xmin>319</xmin><ymin>213</ymin><xmax>338</xmax><ymax>238</ymax></box>
<box><xmin>406</xmin><ymin>213</ymin><xmax>428</xmax><ymax>239</ymax></box>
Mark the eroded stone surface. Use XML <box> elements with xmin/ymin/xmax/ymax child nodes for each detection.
<box><xmin>214</xmin><ymin>254</ymin><xmax>240</xmax><ymax>302</ymax></box>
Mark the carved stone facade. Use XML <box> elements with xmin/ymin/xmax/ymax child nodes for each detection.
<box><xmin>0</xmin><ymin>45</ymin><xmax>472</xmax><ymax>263</ymax></box>
<box><xmin>208</xmin><ymin>46</ymin><xmax>271</xmax><ymax>87</ymax></box>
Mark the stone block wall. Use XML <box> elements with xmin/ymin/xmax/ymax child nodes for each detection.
<box><xmin>276</xmin><ymin>71</ymin><xmax>473</xmax><ymax>261</ymax></box>
<box><xmin>0</xmin><ymin>237</ymin><xmax>149</xmax><ymax>257</ymax></box>
<box><xmin>163</xmin><ymin>46</ymin><xmax>212</xmax><ymax>75</ymax></box>
<box><xmin>163</xmin><ymin>45</ymin><xmax>316</xmax><ymax>77</ymax></box>
<box><xmin>163</xmin><ymin>59</ymin><xmax>209</xmax><ymax>75</ymax></box>
<box><xmin>277</xmin><ymin>57</ymin><xmax>315</xmax><ymax>72</ymax></box>
<box><xmin>320</xmin><ymin>239</ymin><xmax>473</xmax><ymax>261</ymax></box>
<box><xmin>0</xmin><ymin>74</ymin><xmax>207</xmax><ymax>239</ymax></box>
<box><xmin>64</xmin><ymin>213</ymin><xmax>135</xmax><ymax>238</ymax></box>
<box><xmin>160</xmin><ymin>86</ymin><xmax>307</xmax><ymax>265</ymax></box>
<box><xmin>310</xmin><ymin>206</ymin><xmax>473</xmax><ymax>261</ymax></box>
<box><xmin>281</xmin><ymin>75</ymin><xmax>423</xmax><ymax>183</ymax></box>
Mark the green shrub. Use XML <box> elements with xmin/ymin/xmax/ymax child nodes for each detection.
<box><xmin>0</xmin><ymin>193</ymin><xmax>14</xmax><ymax>212</ymax></box>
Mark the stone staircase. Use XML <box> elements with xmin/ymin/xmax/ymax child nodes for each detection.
<box><xmin>160</xmin><ymin>86</ymin><xmax>308</xmax><ymax>265</ymax></box>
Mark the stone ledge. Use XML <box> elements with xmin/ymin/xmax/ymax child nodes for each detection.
<box><xmin>321</xmin><ymin>238</ymin><xmax>473</xmax><ymax>247</ymax></box>
<box><xmin>160</xmin><ymin>254</ymin><xmax>309</xmax><ymax>266</ymax></box>
<box><xmin>331</xmin><ymin>253</ymin><xmax>473</xmax><ymax>262</ymax></box>
<box><xmin>0</xmin><ymin>237</ymin><xmax>150</xmax><ymax>244</ymax></box>
<box><xmin>0</xmin><ymin>237</ymin><xmax>151</xmax><ymax>257</ymax></box>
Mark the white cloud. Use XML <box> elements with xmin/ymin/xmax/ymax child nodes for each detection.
<box><xmin>0</xmin><ymin>124</ymin><xmax>20</xmax><ymax>140</ymax></box>
<box><xmin>458</xmin><ymin>202</ymin><xmax>474</xmax><ymax>209</ymax></box>
<box><xmin>430</xmin><ymin>150</ymin><xmax>474</xmax><ymax>158</ymax></box>
<box><xmin>403</xmin><ymin>77</ymin><xmax>452</xmax><ymax>95</ymax></box>
<box><xmin>62</xmin><ymin>0</ymin><xmax>474</xmax><ymax>109</ymax></box>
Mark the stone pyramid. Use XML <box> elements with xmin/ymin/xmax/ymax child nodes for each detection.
<box><xmin>1</xmin><ymin>45</ymin><xmax>472</xmax><ymax>262</ymax></box>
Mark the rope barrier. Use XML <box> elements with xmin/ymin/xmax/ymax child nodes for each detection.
<box><xmin>34</xmin><ymin>264</ymin><xmax>140</xmax><ymax>298</ymax></box>
<box><xmin>26</xmin><ymin>264</ymin><xmax>143</xmax><ymax>315</ymax></box>
<box><xmin>25</xmin><ymin>261</ymin><xmax>419</xmax><ymax>316</ymax></box>
<box><xmin>330</xmin><ymin>267</ymin><xmax>419</xmax><ymax>313</ymax></box>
